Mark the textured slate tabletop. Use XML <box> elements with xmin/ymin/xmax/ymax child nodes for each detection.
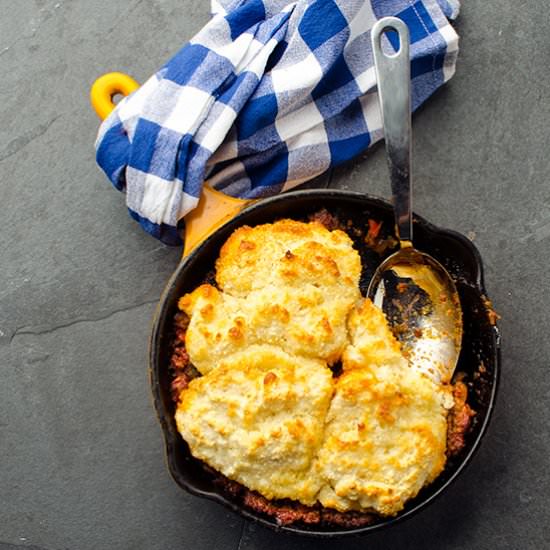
<box><xmin>1</xmin><ymin>1</ymin><xmax>549</xmax><ymax>549</ymax></box>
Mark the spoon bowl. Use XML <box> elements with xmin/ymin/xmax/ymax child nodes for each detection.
<box><xmin>367</xmin><ymin>17</ymin><xmax>462</xmax><ymax>381</ymax></box>
<box><xmin>368</xmin><ymin>245</ymin><xmax>462</xmax><ymax>384</ymax></box>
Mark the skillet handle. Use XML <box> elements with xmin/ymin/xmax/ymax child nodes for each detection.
<box><xmin>183</xmin><ymin>187</ymin><xmax>251</xmax><ymax>257</ymax></box>
<box><xmin>90</xmin><ymin>71</ymin><xmax>250</xmax><ymax>257</ymax></box>
<box><xmin>90</xmin><ymin>72</ymin><xmax>140</xmax><ymax>120</ymax></box>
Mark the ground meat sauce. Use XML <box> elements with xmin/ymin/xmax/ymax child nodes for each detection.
<box><xmin>205</xmin><ymin>464</ymin><xmax>377</xmax><ymax>527</ymax></box>
<box><xmin>167</xmin><ymin>212</ymin><xmax>477</xmax><ymax>527</ymax></box>
<box><xmin>308</xmin><ymin>208</ymin><xmax>343</xmax><ymax>231</ymax></box>
<box><xmin>169</xmin><ymin>312</ymin><xmax>202</xmax><ymax>401</ymax></box>
<box><xmin>446</xmin><ymin>375</ymin><xmax>476</xmax><ymax>456</ymax></box>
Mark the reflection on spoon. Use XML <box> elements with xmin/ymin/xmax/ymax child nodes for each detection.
<box><xmin>369</xmin><ymin>248</ymin><xmax>462</xmax><ymax>384</ymax></box>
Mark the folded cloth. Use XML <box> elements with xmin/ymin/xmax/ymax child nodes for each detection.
<box><xmin>95</xmin><ymin>0</ymin><xmax>460</xmax><ymax>245</ymax></box>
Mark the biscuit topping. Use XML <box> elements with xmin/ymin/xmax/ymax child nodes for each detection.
<box><xmin>174</xmin><ymin>219</ymin><xmax>452</xmax><ymax>517</ymax></box>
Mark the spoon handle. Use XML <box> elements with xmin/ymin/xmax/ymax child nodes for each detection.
<box><xmin>371</xmin><ymin>17</ymin><xmax>412</xmax><ymax>245</ymax></box>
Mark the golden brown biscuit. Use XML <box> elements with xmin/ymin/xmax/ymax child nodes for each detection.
<box><xmin>215</xmin><ymin>219</ymin><xmax>361</xmax><ymax>299</ymax></box>
<box><xmin>316</xmin><ymin>362</ymin><xmax>450</xmax><ymax>516</ymax></box>
<box><xmin>175</xmin><ymin>345</ymin><xmax>334</xmax><ymax>504</ymax></box>
<box><xmin>180</xmin><ymin>281</ymin><xmax>355</xmax><ymax>374</ymax></box>
<box><xmin>314</xmin><ymin>298</ymin><xmax>453</xmax><ymax>515</ymax></box>
<box><xmin>179</xmin><ymin>220</ymin><xmax>361</xmax><ymax>374</ymax></box>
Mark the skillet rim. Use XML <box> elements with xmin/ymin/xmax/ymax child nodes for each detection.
<box><xmin>149</xmin><ymin>189</ymin><xmax>500</xmax><ymax>537</ymax></box>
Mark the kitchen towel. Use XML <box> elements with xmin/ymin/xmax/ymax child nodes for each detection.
<box><xmin>95</xmin><ymin>0</ymin><xmax>460</xmax><ymax>245</ymax></box>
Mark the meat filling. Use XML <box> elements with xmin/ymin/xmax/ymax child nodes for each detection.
<box><xmin>446</xmin><ymin>376</ymin><xmax>476</xmax><ymax>456</ymax></box>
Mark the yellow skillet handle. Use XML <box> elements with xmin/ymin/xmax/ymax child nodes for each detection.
<box><xmin>90</xmin><ymin>72</ymin><xmax>140</xmax><ymax>119</ymax></box>
<box><xmin>90</xmin><ymin>72</ymin><xmax>250</xmax><ymax>257</ymax></box>
<box><xmin>182</xmin><ymin>186</ymin><xmax>249</xmax><ymax>256</ymax></box>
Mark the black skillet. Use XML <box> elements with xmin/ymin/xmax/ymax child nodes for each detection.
<box><xmin>149</xmin><ymin>189</ymin><xmax>500</xmax><ymax>537</ymax></box>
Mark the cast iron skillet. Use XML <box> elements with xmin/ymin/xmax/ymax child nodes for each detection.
<box><xmin>149</xmin><ymin>189</ymin><xmax>500</xmax><ymax>537</ymax></box>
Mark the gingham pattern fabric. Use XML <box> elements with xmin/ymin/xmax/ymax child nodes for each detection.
<box><xmin>96</xmin><ymin>0</ymin><xmax>460</xmax><ymax>245</ymax></box>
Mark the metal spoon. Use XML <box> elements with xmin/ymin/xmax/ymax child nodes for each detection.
<box><xmin>367</xmin><ymin>17</ymin><xmax>462</xmax><ymax>385</ymax></box>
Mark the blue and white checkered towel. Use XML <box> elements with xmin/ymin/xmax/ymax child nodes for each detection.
<box><xmin>96</xmin><ymin>0</ymin><xmax>460</xmax><ymax>245</ymax></box>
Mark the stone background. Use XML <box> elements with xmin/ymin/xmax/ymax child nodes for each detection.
<box><xmin>1</xmin><ymin>1</ymin><xmax>548</xmax><ymax>548</ymax></box>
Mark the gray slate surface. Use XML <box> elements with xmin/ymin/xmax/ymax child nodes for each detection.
<box><xmin>1</xmin><ymin>1</ymin><xmax>548</xmax><ymax>549</ymax></box>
